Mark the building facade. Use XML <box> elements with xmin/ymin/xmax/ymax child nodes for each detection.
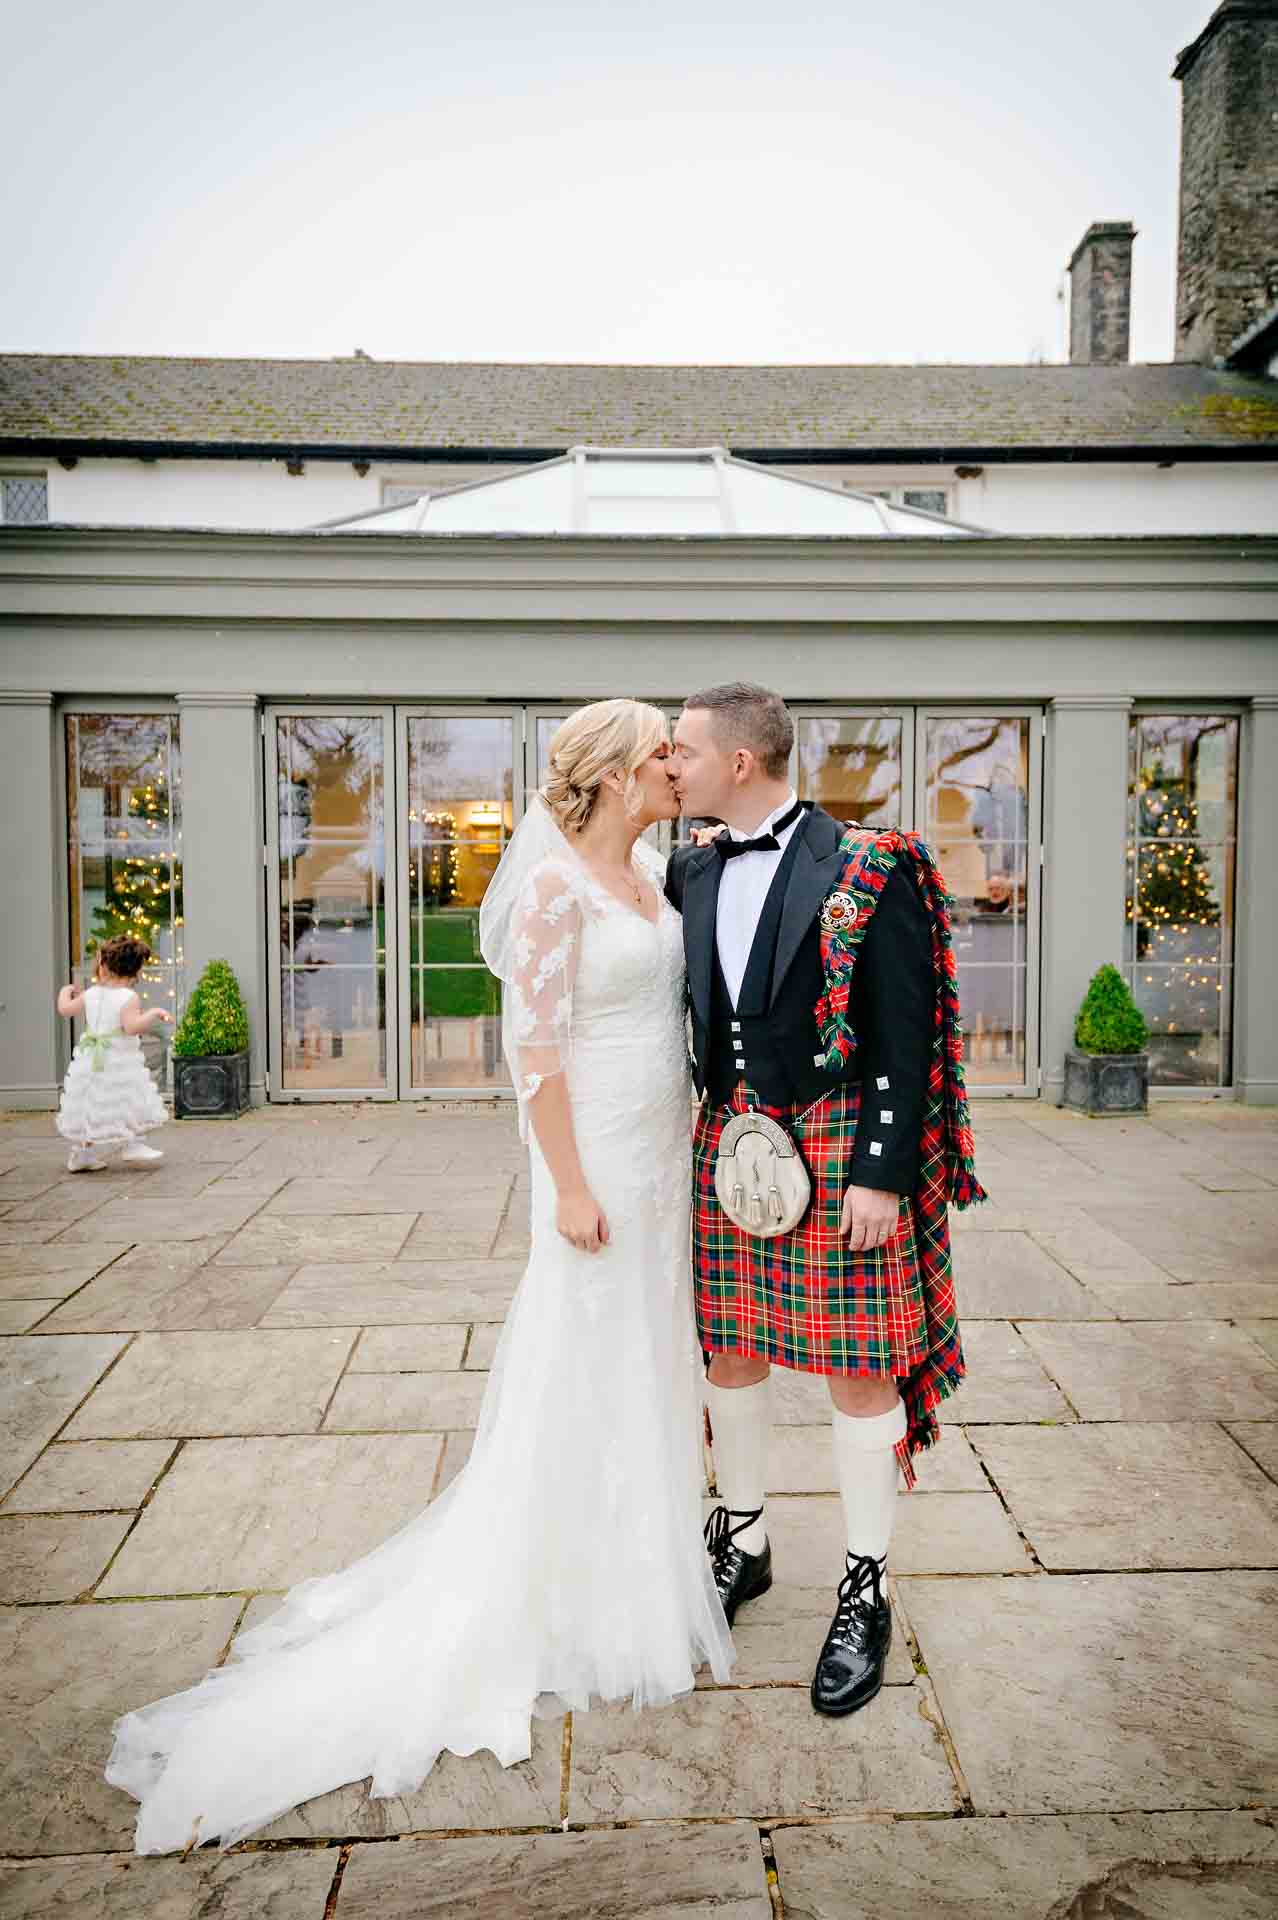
<box><xmin>2</xmin><ymin>514</ymin><xmax>1276</xmax><ymax>1113</ymax></box>
<box><xmin>2</xmin><ymin>0</ymin><xmax>1276</xmax><ymax>1114</ymax></box>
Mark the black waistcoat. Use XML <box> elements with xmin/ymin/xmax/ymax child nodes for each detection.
<box><xmin>703</xmin><ymin>823</ymin><xmax>833</xmax><ymax>1109</ymax></box>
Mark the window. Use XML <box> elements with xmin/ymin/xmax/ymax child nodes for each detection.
<box><xmin>843</xmin><ymin>482</ymin><xmax>950</xmax><ymax>517</ymax></box>
<box><xmin>1</xmin><ymin>475</ymin><xmax>48</xmax><ymax>523</ymax></box>
<box><xmin>1126</xmin><ymin>714</ymin><xmax>1239</xmax><ymax>1088</ymax></box>
<box><xmin>65</xmin><ymin>714</ymin><xmax>184</xmax><ymax>1080</ymax></box>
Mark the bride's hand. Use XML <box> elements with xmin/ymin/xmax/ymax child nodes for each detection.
<box><xmin>556</xmin><ymin>1185</ymin><xmax>611</xmax><ymax>1254</ymax></box>
<box><xmin>690</xmin><ymin>823</ymin><xmax>727</xmax><ymax>848</ymax></box>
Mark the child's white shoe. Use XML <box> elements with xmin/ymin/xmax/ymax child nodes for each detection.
<box><xmin>120</xmin><ymin>1138</ymin><xmax>164</xmax><ymax>1165</ymax></box>
<box><xmin>66</xmin><ymin>1146</ymin><xmax>106</xmax><ymax>1172</ymax></box>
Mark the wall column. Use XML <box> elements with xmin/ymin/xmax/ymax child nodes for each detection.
<box><xmin>1041</xmin><ymin>695</ymin><xmax>1133</xmax><ymax>1102</ymax></box>
<box><xmin>1234</xmin><ymin>696</ymin><xmax>1278</xmax><ymax>1104</ymax></box>
<box><xmin>175</xmin><ymin>694</ymin><xmax>268</xmax><ymax>1105</ymax></box>
<box><xmin>0</xmin><ymin>692</ymin><xmax>63</xmax><ymax>1109</ymax></box>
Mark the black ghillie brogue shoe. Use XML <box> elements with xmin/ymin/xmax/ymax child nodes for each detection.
<box><xmin>703</xmin><ymin>1502</ymin><xmax>772</xmax><ymax>1625</ymax></box>
<box><xmin>810</xmin><ymin>1551</ymin><xmax>891</xmax><ymax>1716</ymax></box>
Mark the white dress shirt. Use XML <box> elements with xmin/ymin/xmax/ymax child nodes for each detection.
<box><xmin>714</xmin><ymin>789</ymin><xmax>803</xmax><ymax>1007</ymax></box>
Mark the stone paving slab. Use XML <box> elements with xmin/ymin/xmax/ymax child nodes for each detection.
<box><xmin>98</xmin><ymin>1433</ymin><xmax>444</xmax><ymax>1595</ymax></box>
<box><xmin>54</xmin><ymin>1196</ymin><xmax>269</xmax><ymax>1245</ymax></box>
<box><xmin>771</xmin><ymin>1808</ymin><xmax>1278</xmax><ymax>1920</ymax></box>
<box><xmin>59</xmin><ymin>1328</ymin><xmax>356</xmax><ymax>1439</ymax></box>
<box><xmin>464</xmin><ymin>1321</ymin><xmax>504</xmax><ymax>1368</ymax></box>
<box><xmin>1076</xmin><ymin>1276</ymin><xmax>1278</xmax><ymax>1320</ymax></box>
<box><xmin>35</xmin><ymin>1262</ymin><xmax>298</xmax><ymax>1334</ymax></box>
<box><xmin>1017</xmin><ymin>1320</ymin><xmax>1278</xmax><ymax>1421</ymax></box>
<box><xmin>1238</xmin><ymin>1319</ymin><xmax>1278</xmax><ymax>1362</ymax></box>
<box><xmin>0</xmin><ymin>1596</ymin><xmax>243</xmax><ymax>1854</ymax></box>
<box><xmin>900</xmin><ymin>1571</ymin><xmax>1278</xmax><ymax>1812</ymax></box>
<box><xmin>348</xmin><ymin>1324</ymin><xmax>469</xmax><ymax>1371</ymax></box>
<box><xmin>0</xmin><ymin>1847</ymin><xmax>338</xmax><ymax>1920</ymax></box>
<box><xmin>0</xmin><ymin>1333</ymin><xmax>129</xmax><ymax>1496</ymax></box>
<box><xmin>323</xmin><ymin>1368</ymin><xmax>489</xmax><ymax>1432</ymax></box>
<box><xmin>0</xmin><ymin>1245</ymin><xmax>132</xmax><ymax>1291</ymax></box>
<box><xmin>951</xmin><ymin>1231</ymin><xmax>1113</xmax><ymax>1318</ymax></box>
<box><xmin>259</xmin><ymin>1261</ymin><xmax>522</xmax><ymax>1325</ymax></box>
<box><xmin>938</xmin><ymin>1321</ymin><xmax>1077</xmax><ymax>1424</ymax></box>
<box><xmin>0</xmin><ymin>1300</ymin><xmax>52</xmax><ymax>1332</ymax></box>
<box><xmin>262</xmin><ymin>1176</ymin><xmax>512</xmax><ymax>1215</ymax></box>
<box><xmin>2</xmin><ymin>1438</ymin><xmax>173</xmax><ymax>1513</ymax></box>
<box><xmin>567</xmin><ymin>1682</ymin><xmax>958</xmax><ymax>1821</ymax></box>
<box><xmin>334</xmin><ymin>1821</ymin><xmax>772</xmax><ymax>1919</ymax></box>
<box><xmin>254</xmin><ymin>1714</ymin><xmax>564</xmax><ymax>1842</ymax></box>
<box><xmin>970</xmin><ymin>1421</ymin><xmax>1278</xmax><ymax>1569</ymax></box>
<box><xmin>752</xmin><ymin>1491</ymin><xmax>1032</xmax><ymax>1581</ymax></box>
<box><xmin>0</xmin><ymin>1511</ymin><xmax>135</xmax><ymax>1601</ymax></box>
<box><xmin>211</xmin><ymin>1212</ymin><xmax>418</xmax><ymax>1266</ymax></box>
<box><xmin>1226</xmin><ymin>1422</ymin><xmax>1278</xmax><ymax>1483</ymax></box>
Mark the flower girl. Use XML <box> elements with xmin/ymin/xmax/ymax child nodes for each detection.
<box><xmin>55</xmin><ymin>935</ymin><xmax>174</xmax><ymax>1171</ymax></box>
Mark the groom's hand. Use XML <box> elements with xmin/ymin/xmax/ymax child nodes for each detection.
<box><xmin>840</xmin><ymin>1184</ymin><xmax>900</xmax><ymax>1252</ymax></box>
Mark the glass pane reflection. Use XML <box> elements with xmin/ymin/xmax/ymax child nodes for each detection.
<box><xmin>407</xmin><ymin>716</ymin><xmax>513</xmax><ymax>1089</ymax></box>
<box><xmin>798</xmin><ymin>717</ymin><xmax>902</xmax><ymax>827</ymax></box>
<box><xmin>277</xmin><ymin>716</ymin><xmax>387</xmax><ymax>1091</ymax></box>
<box><xmin>925</xmin><ymin>716</ymin><xmax>1030</xmax><ymax>1086</ymax></box>
<box><xmin>1126</xmin><ymin>715</ymin><xmax>1238</xmax><ymax>1087</ymax></box>
<box><xmin>65</xmin><ymin>713</ymin><xmax>183</xmax><ymax>1090</ymax></box>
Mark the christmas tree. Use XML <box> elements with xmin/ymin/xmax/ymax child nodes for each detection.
<box><xmin>416</xmin><ymin>811</ymin><xmax>459</xmax><ymax>907</ymax></box>
<box><xmin>89</xmin><ymin>774</ymin><xmax>183</xmax><ymax>963</ymax></box>
<box><xmin>1130</xmin><ymin>765</ymin><xmax>1219</xmax><ymax>961</ymax></box>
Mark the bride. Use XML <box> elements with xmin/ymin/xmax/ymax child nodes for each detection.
<box><xmin>104</xmin><ymin>698</ymin><xmax>735</xmax><ymax>1854</ymax></box>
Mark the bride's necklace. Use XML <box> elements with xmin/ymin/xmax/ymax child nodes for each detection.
<box><xmin>582</xmin><ymin>850</ymin><xmax>645</xmax><ymax>909</ymax></box>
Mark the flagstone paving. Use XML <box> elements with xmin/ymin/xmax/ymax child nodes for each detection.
<box><xmin>0</xmin><ymin>1098</ymin><xmax>1276</xmax><ymax>1917</ymax></box>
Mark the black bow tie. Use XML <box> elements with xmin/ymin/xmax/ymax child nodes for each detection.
<box><xmin>714</xmin><ymin>798</ymin><xmax>804</xmax><ymax>860</ymax></box>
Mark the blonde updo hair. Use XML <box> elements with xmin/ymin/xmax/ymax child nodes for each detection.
<box><xmin>542</xmin><ymin>698</ymin><xmax>668</xmax><ymax>834</ymax></box>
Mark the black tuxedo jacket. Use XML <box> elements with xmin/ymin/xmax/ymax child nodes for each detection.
<box><xmin>665</xmin><ymin>805</ymin><xmax>934</xmax><ymax>1195</ymax></box>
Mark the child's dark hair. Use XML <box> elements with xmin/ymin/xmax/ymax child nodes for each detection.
<box><xmin>95</xmin><ymin>935</ymin><xmax>152</xmax><ymax>981</ymax></box>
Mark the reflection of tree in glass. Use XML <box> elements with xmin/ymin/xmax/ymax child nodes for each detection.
<box><xmin>1130</xmin><ymin>722</ymin><xmax>1224</xmax><ymax>961</ymax></box>
<box><xmin>928</xmin><ymin>722</ymin><xmax>1009</xmax><ymax>823</ymax></box>
<box><xmin>88</xmin><ymin>773</ymin><xmax>183</xmax><ymax>960</ymax></box>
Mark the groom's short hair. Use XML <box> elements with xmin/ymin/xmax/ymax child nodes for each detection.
<box><xmin>682</xmin><ymin>682</ymin><xmax>794</xmax><ymax>779</ymax></box>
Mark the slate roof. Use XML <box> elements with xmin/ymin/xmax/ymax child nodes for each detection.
<box><xmin>3</xmin><ymin>353</ymin><xmax>1278</xmax><ymax>459</ymax></box>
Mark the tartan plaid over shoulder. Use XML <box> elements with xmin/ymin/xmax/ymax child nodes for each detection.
<box><xmin>816</xmin><ymin>827</ymin><xmax>988</xmax><ymax>1479</ymax></box>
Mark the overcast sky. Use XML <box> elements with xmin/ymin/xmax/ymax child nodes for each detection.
<box><xmin>3</xmin><ymin>1</ymin><xmax>1216</xmax><ymax>366</ymax></box>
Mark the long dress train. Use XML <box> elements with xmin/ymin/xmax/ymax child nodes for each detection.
<box><xmin>104</xmin><ymin>838</ymin><xmax>734</xmax><ymax>1854</ymax></box>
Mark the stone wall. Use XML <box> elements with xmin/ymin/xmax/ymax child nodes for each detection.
<box><xmin>1069</xmin><ymin>223</ymin><xmax>1136</xmax><ymax>366</ymax></box>
<box><xmin>1175</xmin><ymin>2</ymin><xmax>1278</xmax><ymax>362</ymax></box>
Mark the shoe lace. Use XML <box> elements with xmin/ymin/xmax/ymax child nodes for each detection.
<box><xmin>703</xmin><ymin>1502</ymin><xmax>763</xmax><ymax>1569</ymax></box>
<box><xmin>830</xmin><ymin>1553</ymin><xmax>887</xmax><ymax>1645</ymax></box>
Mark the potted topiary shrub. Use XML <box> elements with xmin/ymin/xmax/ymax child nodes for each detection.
<box><xmin>1062</xmin><ymin>963</ymin><xmax>1150</xmax><ymax>1116</ymax></box>
<box><xmin>171</xmin><ymin>958</ymin><xmax>251</xmax><ymax>1118</ymax></box>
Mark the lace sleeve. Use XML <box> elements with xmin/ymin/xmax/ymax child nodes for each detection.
<box><xmin>504</xmin><ymin>859</ymin><xmax>583</xmax><ymax>1116</ymax></box>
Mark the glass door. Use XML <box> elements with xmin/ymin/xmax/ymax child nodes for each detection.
<box><xmin>792</xmin><ymin>708</ymin><xmax>914</xmax><ymax>830</ymax></box>
<box><xmin>396</xmin><ymin>709</ymin><xmax>521</xmax><ymax>1093</ymax></box>
<box><xmin>916</xmin><ymin>709</ymin><xmax>1041</xmax><ymax>1094</ymax></box>
<box><xmin>266</xmin><ymin>709</ymin><xmax>395</xmax><ymax>1099</ymax></box>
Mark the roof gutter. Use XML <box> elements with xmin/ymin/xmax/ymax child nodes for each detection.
<box><xmin>3</xmin><ymin>438</ymin><xmax>1278</xmax><ymax>466</ymax></box>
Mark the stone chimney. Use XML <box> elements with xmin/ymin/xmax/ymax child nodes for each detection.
<box><xmin>1174</xmin><ymin>2</ymin><xmax>1278</xmax><ymax>363</ymax></box>
<box><xmin>1068</xmin><ymin>222</ymin><xmax>1137</xmax><ymax>365</ymax></box>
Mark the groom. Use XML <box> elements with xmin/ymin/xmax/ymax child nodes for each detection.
<box><xmin>666</xmin><ymin>682</ymin><xmax>977</xmax><ymax>1718</ymax></box>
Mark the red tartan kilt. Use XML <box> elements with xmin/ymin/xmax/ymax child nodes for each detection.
<box><xmin>692</xmin><ymin>1078</ymin><xmax>930</xmax><ymax>1377</ymax></box>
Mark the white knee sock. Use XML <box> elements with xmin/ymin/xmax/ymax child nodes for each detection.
<box><xmin>705</xmin><ymin>1375</ymin><xmax>772</xmax><ymax>1554</ymax></box>
<box><xmin>830</xmin><ymin>1397</ymin><xmax>907</xmax><ymax>1565</ymax></box>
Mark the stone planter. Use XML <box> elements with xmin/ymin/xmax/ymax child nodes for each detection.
<box><xmin>173</xmin><ymin>1049</ymin><xmax>250</xmax><ymax>1119</ymax></box>
<box><xmin>1062</xmin><ymin>1047</ymin><xmax>1149</xmax><ymax>1117</ymax></box>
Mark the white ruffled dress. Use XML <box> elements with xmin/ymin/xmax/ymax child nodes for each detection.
<box><xmin>56</xmin><ymin>984</ymin><xmax>168</xmax><ymax>1147</ymax></box>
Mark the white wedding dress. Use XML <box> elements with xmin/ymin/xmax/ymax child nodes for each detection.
<box><xmin>104</xmin><ymin>812</ymin><xmax>734</xmax><ymax>1855</ymax></box>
